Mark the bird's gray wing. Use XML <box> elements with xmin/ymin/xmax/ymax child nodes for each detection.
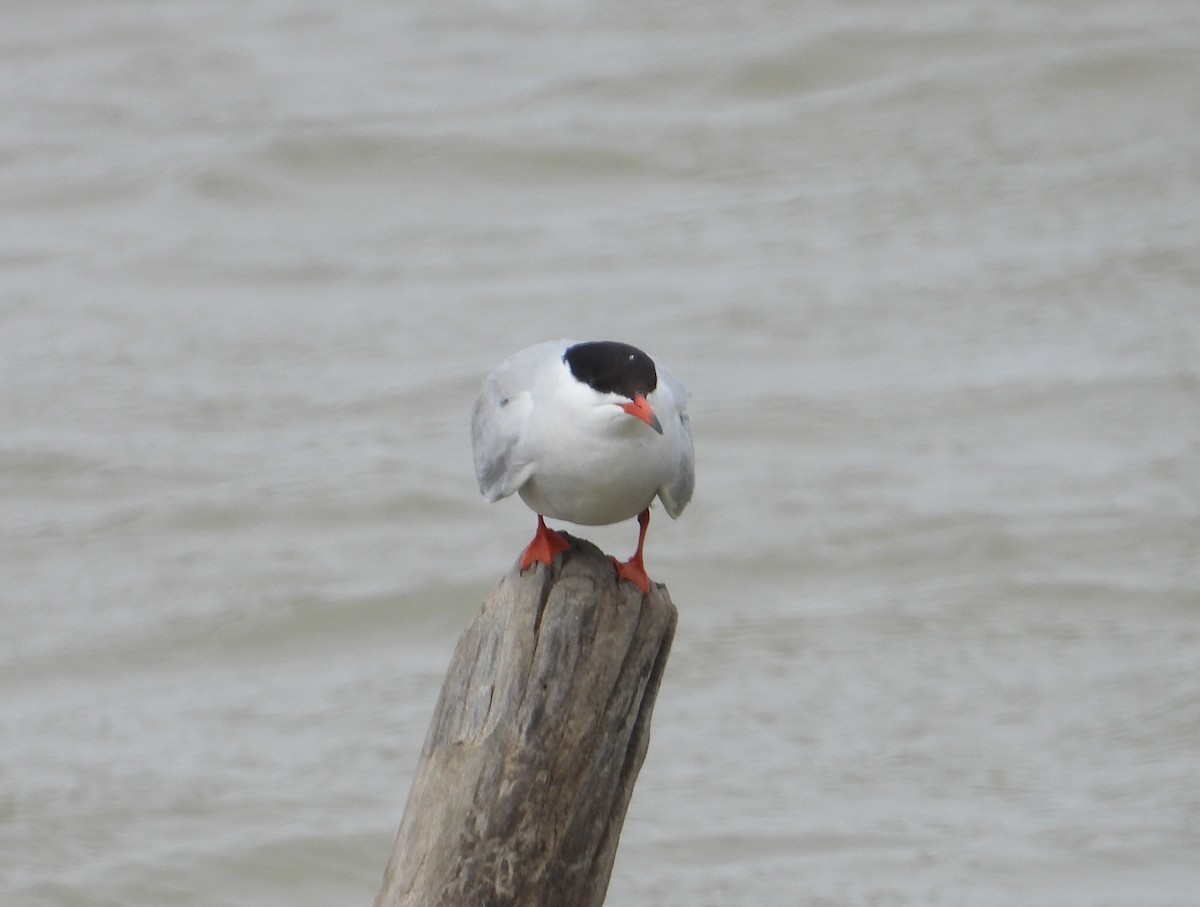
<box><xmin>470</xmin><ymin>340</ymin><xmax>571</xmax><ymax>501</ymax></box>
<box><xmin>655</xmin><ymin>362</ymin><xmax>695</xmax><ymax>519</ymax></box>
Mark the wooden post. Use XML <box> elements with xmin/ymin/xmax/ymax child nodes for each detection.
<box><xmin>373</xmin><ymin>535</ymin><xmax>678</xmax><ymax>907</ymax></box>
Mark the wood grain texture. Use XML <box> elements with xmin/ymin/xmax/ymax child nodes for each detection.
<box><xmin>374</xmin><ymin>535</ymin><xmax>678</xmax><ymax>907</ymax></box>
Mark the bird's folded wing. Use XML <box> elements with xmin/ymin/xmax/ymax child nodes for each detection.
<box><xmin>656</xmin><ymin>363</ymin><xmax>695</xmax><ymax>519</ymax></box>
<box><xmin>471</xmin><ymin>340</ymin><xmax>571</xmax><ymax>501</ymax></box>
<box><xmin>471</xmin><ymin>384</ymin><xmax>534</xmax><ymax>501</ymax></box>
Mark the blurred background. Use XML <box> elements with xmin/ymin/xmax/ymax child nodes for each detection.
<box><xmin>2</xmin><ymin>1</ymin><xmax>1198</xmax><ymax>905</ymax></box>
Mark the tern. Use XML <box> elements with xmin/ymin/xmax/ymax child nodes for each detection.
<box><xmin>471</xmin><ymin>339</ymin><xmax>694</xmax><ymax>593</ymax></box>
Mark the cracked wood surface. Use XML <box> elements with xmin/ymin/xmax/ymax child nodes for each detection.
<box><xmin>374</xmin><ymin>535</ymin><xmax>678</xmax><ymax>907</ymax></box>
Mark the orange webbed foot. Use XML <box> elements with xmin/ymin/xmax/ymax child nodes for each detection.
<box><xmin>521</xmin><ymin>515</ymin><xmax>572</xmax><ymax>571</ymax></box>
<box><xmin>611</xmin><ymin>508</ymin><xmax>654</xmax><ymax>594</ymax></box>
<box><xmin>611</xmin><ymin>555</ymin><xmax>652</xmax><ymax>594</ymax></box>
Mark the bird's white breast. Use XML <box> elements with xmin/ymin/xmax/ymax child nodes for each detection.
<box><xmin>514</xmin><ymin>379</ymin><xmax>680</xmax><ymax>526</ymax></box>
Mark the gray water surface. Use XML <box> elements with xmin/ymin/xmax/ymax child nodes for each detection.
<box><xmin>3</xmin><ymin>2</ymin><xmax>1199</xmax><ymax>905</ymax></box>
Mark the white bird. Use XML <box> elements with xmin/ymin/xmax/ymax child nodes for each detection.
<box><xmin>471</xmin><ymin>339</ymin><xmax>694</xmax><ymax>593</ymax></box>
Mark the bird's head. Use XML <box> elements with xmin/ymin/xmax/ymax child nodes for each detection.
<box><xmin>563</xmin><ymin>340</ymin><xmax>664</xmax><ymax>435</ymax></box>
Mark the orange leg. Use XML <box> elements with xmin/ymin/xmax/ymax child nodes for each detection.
<box><xmin>521</xmin><ymin>515</ymin><xmax>571</xmax><ymax>571</ymax></box>
<box><xmin>612</xmin><ymin>508</ymin><xmax>653</xmax><ymax>594</ymax></box>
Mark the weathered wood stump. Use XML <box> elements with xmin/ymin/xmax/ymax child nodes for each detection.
<box><xmin>373</xmin><ymin>535</ymin><xmax>678</xmax><ymax>907</ymax></box>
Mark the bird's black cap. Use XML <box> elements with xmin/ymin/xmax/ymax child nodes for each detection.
<box><xmin>563</xmin><ymin>340</ymin><xmax>658</xmax><ymax>399</ymax></box>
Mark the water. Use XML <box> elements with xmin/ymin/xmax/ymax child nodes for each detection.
<box><xmin>3</xmin><ymin>1</ymin><xmax>1198</xmax><ymax>904</ymax></box>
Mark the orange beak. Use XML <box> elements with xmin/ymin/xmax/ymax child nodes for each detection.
<box><xmin>620</xmin><ymin>394</ymin><xmax>663</xmax><ymax>434</ymax></box>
